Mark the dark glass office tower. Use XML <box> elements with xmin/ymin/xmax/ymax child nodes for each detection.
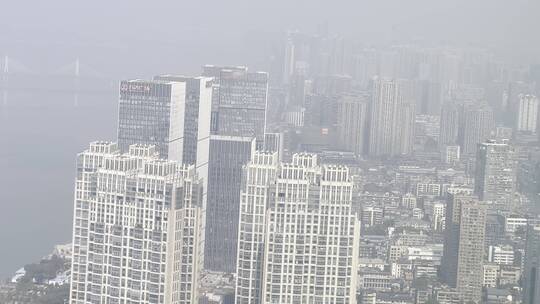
<box><xmin>204</xmin><ymin>135</ymin><xmax>256</xmax><ymax>272</ymax></box>
<box><xmin>202</xmin><ymin>65</ymin><xmax>268</xmax><ymax>144</ymax></box>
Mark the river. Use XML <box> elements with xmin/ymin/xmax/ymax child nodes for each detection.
<box><xmin>0</xmin><ymin>81</ymin><xmax>116</xmax><ymax>278</ymax></box>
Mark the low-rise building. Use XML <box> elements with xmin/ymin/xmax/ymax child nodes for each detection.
<box><xmin>488</xmin><ymin>245</ymin><xmax>515</xmax><ymax>265</ymax></box>
<box><xmin>483</xmin><ymin>264</ymin><xmax>499</xmax><ymax>288</ymax></box>
<box><xmin>505</xmin><ymin>216</ymin><xmax>528</xmax><ymax>235</ymax></box>
<box><xmin>359</xmin><ymin>268</ymin><xmax>394</xmax><ymax>291</ymax></box>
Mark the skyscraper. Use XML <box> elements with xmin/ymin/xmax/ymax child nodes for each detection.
<box><xmin>369</xmin><ymin>77</ymin><xmax>397</xmax><ymax>157</ymax></box>
<box><xmin>455</xmin><ymin>200</ymin><xmax>487</xmax><ymax>303</ymax></box>
<box><xmin>396</xmin><ymin>101</ymin><xmax>416</xmax><ymax>156</ymax></box>
<box><xmin>117</xmin><ymin>80</ymin><xmax>186</xmax><ymax>160</ymax></box>
<box><xmin>337</xmin><ymin>93</ymin><xmax>369</xmax><ymax>156</ymax></box>
<box><xmin>461</xmin><ymin>104</ymin><xmax>494</xmax><ymax>155</ymax></box>
<box><xmin>283</xmin><ymin>35</ymin><xmax>295</xmax><ymax>85</ymax></box>
<box><xmin>523</xmin><ymin>221</ymin><xmax>540</xmax><ymax>304</ymax></box>
<box><xmin>506</xmin><ymin>81</ymin><xmax>534</xmax><ymax>127</ymax></box>
<box><xmin>236</xmin><ymin>152</ymin><xmax>361</xmax><ymax>304</ymax></box>
<box><xmin>263</xmin><ymin>132</ymin><xmax>284</xmax><ymax>160</ymax></box>
<box><xmin>441</xmin><ymin>194</ymin><xmax>487</xmax><ymax>303</ymax></box>
<box><xmin>235</xmin><ymin>152</ymin><xmax>278</xmax><ymax>304</ymax></box>
<box><xmin>117</xmin><ymin>77</ymin><xmax>212</xmax><ymax>169</ymax></box>
<box><xmin>439</xmin><ymin>101</ymin><xmax>460</xmax><ymax>148</ymax></box>
<box><xmin>204</xmin><ymin>135</ymin><xmax>256</xmax><ymax>272</ymax></box>
<box><xmin>368</xmin><ymin>78</ymin><xmax>415</xmax><ymax>157</ymax></box>
<box><xmin>516</xmin><ymin>94</ymin><xmax>538</xmax><ymax>133</ymax></box>
<box><xmin>152</xmin><ymin>75</ymin><xmax>213</xmax><ymax>165</ymax></box>
<box><xmin>70</xmin><ymin>142</ymin><xmax>205</xmax><ymax>304</ymax></box>
<box><xmin>474</xmin><ymin>140</ymin><xmax>517</xmax><ymax>203</ymax></box>
<box><xmin>202</xmin><ymin>65</ymin><xmax>245</xmax><ymax>133</ymax></box>
<box><xmin>202</xmin><ymin>65</ymin><xmax>269</xmax><ymax>143</ymax></box>
<box><xmin>432</xmin><ymin>202</ymin><xmax>446</xmax><ymax>232</ymax></box>
<box><xmin>117</xmin><ymin>76</ymin><xmax>212</xmax><ymax>214</ymax></box>
<box><xmin>441</xmin><ymin>194</ymin><xmax>468</xmax><ymax>287</ymax></box>
<box><xmin>201</xmin><ymin>65</ymin><xmax>269</xmax><ymax>273</ymax></box>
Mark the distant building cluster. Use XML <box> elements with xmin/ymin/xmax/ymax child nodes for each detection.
<box><xmin>67</xmin><ymin>28</ymin><xmax>540</xmax><ymax>304</ymax></box>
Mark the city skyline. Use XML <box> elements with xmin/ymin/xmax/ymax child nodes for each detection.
<box><xmin>2</xmin><ymin>3</ymin><xmax>540</xmax><ymax>304</ymax></box>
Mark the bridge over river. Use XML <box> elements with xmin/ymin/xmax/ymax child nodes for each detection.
<box><xmin>0</xmin><ymin>56</ymin><xmax>117</xmax><ymax>106</ymax></box>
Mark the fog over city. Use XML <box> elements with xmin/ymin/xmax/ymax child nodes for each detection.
<box><xmin>1</xmin><ymin>1</ymin><xmax>540</xmax><ymax>303</ymax></box>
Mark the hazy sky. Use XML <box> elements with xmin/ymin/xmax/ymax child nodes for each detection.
<box><xmin>0</xmin><ymin>0</ymin><xmax>538</xmax><ymax>77</ymax></box>
<box><xmin>0</xmin><ymin>0</ymin><xmax>539</xmax><ymax>277</ymax></box>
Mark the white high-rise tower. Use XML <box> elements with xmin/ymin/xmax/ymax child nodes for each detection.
<box><xmin>69</xmin><ymin>142</ymin><xmax>205</xmax><ymax>304</ymax></box>
<box><xmin>368</xmin><ymin>78</ymin><xmax>415</xmax><ymax>157</ymax></box>
<box><xmin>235</xmin><ymin>152</ymin><xmax>360</xmax><ymax>304</ymax></box>
<box><xmin>517</xmin><ymin>94</ymin><xmax>538</xmax><ymax>133</ymax></box>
